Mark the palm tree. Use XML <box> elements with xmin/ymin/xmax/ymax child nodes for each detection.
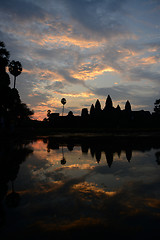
<box><xmin>9</xmin><ymin>60</ymin><xmax>22</xmax><ymax>89</ymax></box>
<box><xmin>61</xmin><ymin>98</ymin><xmax>66</xmax><ymax>116</ymax></box>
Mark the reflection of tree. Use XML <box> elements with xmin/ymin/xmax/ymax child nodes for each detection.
<box><xmin>61</xmin><ymin>145</ymin><xmax>66</xmax><ymax>165</ymax></box>
<box><xmin>0</xmin><ymin>141</ymin><xmax>33</xmax><ymax>190</ymax></box>
<box><xmin>0</xmin><ymin>140</ymin><xmax>33</xmax><ymax>225</ymax></box>
<box><xmin>67</xmin><ymin>143</ymin><xmax>74</xmax><ymax>151</ymax></box>
<box><xmin>5</xmin><ymin>181</ymin><xmax>20</xmax><ymax>208</ymax></box>
<box><xmin>46</xmin><ymin>138</ymin><xmax>67</xmax><ymax>165</ymax></box>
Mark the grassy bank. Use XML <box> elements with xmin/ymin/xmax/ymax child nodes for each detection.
<box><xmin>1</xmin><ymin>121</ymin><xmax>160</xmax><ymax>140</ymax></box>
<box><xmin>12</xmin><ymin>126</ymin><xmax>160</xmax><ymax>139</ymax></box>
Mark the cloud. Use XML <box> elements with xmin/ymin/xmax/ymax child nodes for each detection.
<box><xmin>0</xmin><ymin>0</ymin><xmax>160</xmax><ymax>120</ymax></box>
<box><xmin>128</xmin><ymin>67</ymin><xmax>160</xmax><ymax>82</ymax></box>
<box><xmin>90</xmin><ymin>85</ymin><xmax>131</xmax><ymax>100</ymax></box>
<box><xmin>27</xmin><ymin>91</ymin><xmax>49</xmax><ymax>106</ymax></box>
<box><xmin>90</xmin><ymin>83</ymin><xmax>159</xmax><ymax>111</ymax></box>
<box><xmin>62</xmin><ymin>0</ymin><xmax>129</xmax><ymax>40</ymax></box>
<box><xmin>0</xmin><ymin>0</ymin><xmax>47</xmax><ymax>22</ymax></box>
<box><xmin>45</xmin><ymin>81</ymin><xmax>64</xmax><ymax>91</ymax></box>
<box><xmin>58</xmin><ymin>69</ymin><xmax>87</xmax><ymax>86</ymax></box>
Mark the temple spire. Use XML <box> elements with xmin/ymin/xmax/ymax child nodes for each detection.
<box><xmin>104</xmin><ymin>95</ymin><xmax>113</xmax><ymax>111</ymax></box>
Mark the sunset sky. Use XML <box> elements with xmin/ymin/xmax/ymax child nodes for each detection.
<box><xmin>0</xmin><ymin>0</ymin><xmax>160</xmax><ymax>120</ymax></box>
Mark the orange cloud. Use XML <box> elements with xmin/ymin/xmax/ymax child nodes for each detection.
<box><xmin>140</xmin><ymin>56</ymin><xmax>159</xmax><ymax>65</ymax></box>
<box><xmin>52</xmin><ymin>91</ymin><xmax>94</xmax><ymax>98</ymax></box>
<box><xmin>71</xmin><ymin>64</ymin><xmax>116</xmax><ymax>81</ymax></box>
<box><xmin>32</xmin><ymin>34</ymin><xmax>103</xmax><ymax>49</ymax></box>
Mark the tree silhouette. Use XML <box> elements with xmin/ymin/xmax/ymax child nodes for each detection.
<box><xmin>0</xmin><ymin>41</ymin><xmax>10</xmax><ymax>71</ymax></box>
<box><xmin>0</xmin><ymin>42</ymin><xmax>33</xmax><ymax>127</ymax></box>
<box><xmin>9</xmin><ymin>60</ymin><xmax>22</xmax><ymax>89</ymax></box>
<box><xmin>67</xmin><ymin>111</ymin><xmax>74</xmax><ymax>117</ymax></box>
<box><xmin>0</xmin><ymin>42</ymin><xmax>10</xmax><ymax>87</ymax></box>
<box><xmin>154</xmin><ymin>99</ymin><xmax>160</xmax><ymax>115</ymax></box>
<box><xmin>61</xmin><ymin>98</ymin><xmax>66</xmax><ymax>116</ymax></box>
<box><xmin>47</xmin><ymin>109</ymin><xmax>51</xmax><ymax>118</ymax></box>
<box><xmin>16</xmin><ymin>102</ymin><xmax>34</xmax><ymax>120</ymax></box>
<box><xmin>0</xmin><ymin>42</ymin><xmax>11</xmax><ymax>114</ymax></box>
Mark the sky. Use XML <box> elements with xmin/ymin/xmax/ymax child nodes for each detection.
<box><xmin>0</xmin><ymin>0</ymin><xmax>160</xmax><ymax>120</ymax></box>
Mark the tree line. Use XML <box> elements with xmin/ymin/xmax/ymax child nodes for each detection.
<box><xmin>0</xmin><ymin>41</ymin><xmax>33</xmax><ymax>130</ymax></box>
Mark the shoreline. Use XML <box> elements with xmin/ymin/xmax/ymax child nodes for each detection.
<box><xmin>1</xmin><ymin>127</ymin><xmax>160</xmax><ymax>141</ymax></box>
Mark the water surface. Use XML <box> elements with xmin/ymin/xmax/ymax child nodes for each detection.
<box><xmin>0</xmin><ymin>137</ymin><xmax>160</xmax><ymax>239</ymax></box>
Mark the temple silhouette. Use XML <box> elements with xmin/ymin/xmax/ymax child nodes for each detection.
<box><xmin>1</xmin><ymin>41</ymin><xmax>160</xmax><ymax>133</ymax></box>
<box><xmin>45</xmin><ymin>95</ymin><xmax>158</xmax><ymax>129</ymax></box>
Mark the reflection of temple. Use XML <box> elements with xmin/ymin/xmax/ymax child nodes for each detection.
<box><xmin>46</xmin><ymin>136</ymin><xmax>160</xmax><ymax>168</ymax></box>
<box><xmin>88</xmin><ymin>143</ymin><xmax>131</xmax><ymax>167</ymax></box>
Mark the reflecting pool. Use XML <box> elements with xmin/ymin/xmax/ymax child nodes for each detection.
<box><xmin>0</xmin><ymin>136</ymin><xmax>160</xmax><ymax>239</ymax></box>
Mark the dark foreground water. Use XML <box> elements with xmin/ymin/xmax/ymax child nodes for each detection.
<box><xmin>0</xmin><ymin>136</ymin><xmax>160</xmax><ymax>239</ymax></box>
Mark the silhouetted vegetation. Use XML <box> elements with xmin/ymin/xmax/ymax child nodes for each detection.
<box><xmin>9</xmin><ymin>60</ymin><xmax>22</xmax><ymax>89</ymax></box>
<box><xmin>0</xmin><ymin>42</ymin><xmax>34</xmax><ymax>133</ymax></box>
<box><xmin>154</xmin><ymin>99</ymin><xmax>160</xmax><ymax>115</ymax></box>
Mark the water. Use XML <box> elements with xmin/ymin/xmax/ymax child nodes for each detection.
<box><xmin>0</xmin><ymin>136</ymin><xmax>160</xmax><ymax>239</ymax></box>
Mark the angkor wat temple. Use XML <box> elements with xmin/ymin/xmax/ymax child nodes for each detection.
<box><xmin>47</xmin><ymin>95</ymin><xmax>156</xmax><ymax>129</ymax></box>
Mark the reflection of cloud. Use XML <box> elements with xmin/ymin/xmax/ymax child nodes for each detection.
<box><xmin>72</xmin><ymin>181</ymin><xmax>116</xmax><ymax>197</ymax></box>
<box><xmin>3</xmin><ymin>137</ymin><xmax>160</xmax><ymax>238</ymax></box>
<box><xmin>13</xmin><ymin>177</ymin><xmax>160</xmax><ymax>239</ymax></box>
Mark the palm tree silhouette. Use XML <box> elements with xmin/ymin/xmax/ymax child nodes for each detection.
<box><xmin>9</xmin><ymin>60</ymin><xmax>22</xmax><ymax>89</ymax></box>
<box><xmin>61</xmin><ymin>98</ymin><xmax>66</xmax><ymax>116</ymax></box>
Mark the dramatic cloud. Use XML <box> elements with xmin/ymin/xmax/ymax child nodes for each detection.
<box><xmin>0</xmin><ymin>0</ymin><xmax>160</xmax><ymax>119</ymax></box>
